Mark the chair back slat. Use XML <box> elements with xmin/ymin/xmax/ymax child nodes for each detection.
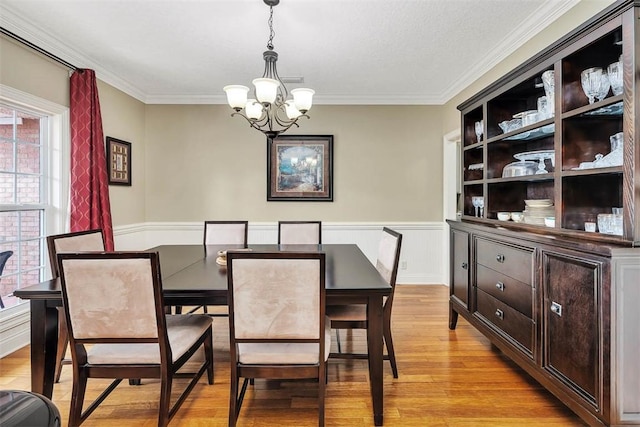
<box><xmin>204</xmin><ymin>221</ymin><xmax>248</xmax><ymax>245</ymax></box>
<box><xmin>376</xmin><ymin>227</ymin><xmax>402</xmax><ymax>286</ymax></box>
<box><xmin>230</xmin><ymin>256</ymin><xmax>322</xmax><ymax>340</ymax></box>
<box><xmin>47</xmin><ymin>229</ymin><xmax>104</xmax><ymax>277</ymax></box>
<box><xmin>59</xmin><ymin>253</ymin><xmax>160</xmax><ymax>340</ymax></box>
<box><xmin>278</xmin><ymin>221</ymin><xmax>322</xmax><ymax>245</ymax></box>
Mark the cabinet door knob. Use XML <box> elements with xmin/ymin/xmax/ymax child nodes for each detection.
<box><xmin>461</xmin><ymin>262</ymin><xmax>468</xmax><ymax>270</ymax></box>
<box><xmin>495</xmin><ymin>309</ymin><xmax>504</xmax><ymax>320</ymax></box>
<box><xmin>496</xmin><ymin>254</ymin><xmax>505</xmax><ymax>263</ymax></box>
<box><xmin>550</xmin><ymin>301</ymin><xmax>562</xmax><ymax>317</ymax></box>
<box><xmin>495</xmin><ymin>282</ymin><xmax>505</xmax><ymax>291</ymax></box>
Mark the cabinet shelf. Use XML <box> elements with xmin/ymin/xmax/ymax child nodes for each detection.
<box><xmin>458</xmin><ymin>8</ymin><xmax>635</xmax><ymax>242</ymax></box>
<box><xmin>486</xmin><ymin>174</ymin><xmax>553</xmax><ymax>184</ymax></box>
<box><xmin>487</xmin><ymin>120</ymin><xmax>555</xmax><ymax>143</ymax></box>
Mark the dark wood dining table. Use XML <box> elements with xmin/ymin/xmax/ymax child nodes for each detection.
<box><xmin>13</xmin><ymin>243</ymin><xmax>391</xmax><ymax>426</ymax></box>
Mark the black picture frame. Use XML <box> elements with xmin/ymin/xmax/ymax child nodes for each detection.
<box><xmin>267</xmin><ymin>135</ymin><xmax>333</xmax><ymax>201</ymax></box>
<box><xmin>106</xmin><ymin>137</ymin><xmax>132</xmax><ymax>186</ymax></box>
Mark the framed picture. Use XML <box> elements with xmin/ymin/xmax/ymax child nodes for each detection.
<box><xmin>267</xmin><ymin>135</ymin><xmax>333</xmax><ymax>201</ymax></box>
<box><xmin>106</xmin><ymin>137</ymin><xmax>131</xmax><ymax>186</ymax></box>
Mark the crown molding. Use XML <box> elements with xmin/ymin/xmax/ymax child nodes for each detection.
<box><xmin>0</xmin><ymin>5</ymin><xmax>148</xmax><ymax>103</ymax></box>
<box><xmin>440</xmin><ymin>0</ymin><xmax>581</xmax><ymax>103</ymax></box>
<box><xmin>2</xmin><ymin>0</ymin><xmax>580</xmax><ymax>106</ymax></box>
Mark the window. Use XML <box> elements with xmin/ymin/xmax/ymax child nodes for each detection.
<box><xmin>0</xmin><ymin>105</ymin><xmax>47</xmax><ymax>309</ymax></box>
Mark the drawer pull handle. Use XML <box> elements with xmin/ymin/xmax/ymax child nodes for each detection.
<box><xmin>461</xmin><ymin>262</ymin><xmax>468</xmax><ymax>270</ymax></box>
<box><xmin>495</xmin><ymin>282</ymin><xmax>505</xmax><ymax>291</ymax></box>
<box><xmin>550</xmin><ymin>302</ymin><xmax>562</xmax><ymax>317</ymax></box>
<box><xmin>496</xmin><ymin>254</ymin><xmax>505</xmax><ymax>263</ymax></box>
<box><xmin>495</xmin><ymin>309</ymin><xmax>504</xmax><ymax>320</ymax></box>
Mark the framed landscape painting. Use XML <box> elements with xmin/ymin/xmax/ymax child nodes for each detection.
<box><xmin>267</xmin><ymin>135</ymin><xmax>333</xmax><ymax>201</ymax></box>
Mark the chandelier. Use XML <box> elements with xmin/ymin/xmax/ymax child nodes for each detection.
<box><xmin>223</xmin><ymin>0</ymin><xmax>315</xmax><ymax>139</ymax></box>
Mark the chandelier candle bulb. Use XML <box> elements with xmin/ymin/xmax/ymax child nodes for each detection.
<box><xmin>285</xmin><ymin>101</ymin><xmax>302</xmax><ymax>119</ymax></box>
<box><xmin>245</xmin><ymin>100</ymin><xmax>264</xmax><ymax>120</ymax></box>
<box><xmin>223</xmin><ymin>85</ymin><xmax>249</xmax><ymax>110</ymax></box>
<box><xmin>253</xmin><ymin>78</ymin><xmax>280</xmax><ymax>104</ymax></box>
<box><xmin>291</xmin><ymin>88</ymin><xmax>315</xmax><ymax>113</ymax></box>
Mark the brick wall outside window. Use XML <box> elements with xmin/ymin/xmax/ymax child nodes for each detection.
<box><xmin>0</xmin><ymin>107</ymin><xmax>45</xmax><ymax>309</ymax></box>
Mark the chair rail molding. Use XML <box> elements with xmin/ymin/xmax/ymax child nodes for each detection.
<box><xmin>113</xmin><ymin>221</ymin><xmax>446</xmax><ymax>285</ymax></box>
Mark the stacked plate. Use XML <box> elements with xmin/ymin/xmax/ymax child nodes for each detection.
<box><xmin>523</xmin><ymin>199</ymin><xmax>554</xmax><ymax>225</ymax></box>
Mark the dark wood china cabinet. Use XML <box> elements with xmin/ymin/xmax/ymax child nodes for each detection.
<box><xmin>449</xmin><ymin>1</ymin><xmax>640</xmax><ymax>426</ymax></box>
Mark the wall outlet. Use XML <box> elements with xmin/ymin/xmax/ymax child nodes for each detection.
<box><xmin>400</xmin><ymin>260</ymin><xmax>407</xmax><ymax>270</ymax></box>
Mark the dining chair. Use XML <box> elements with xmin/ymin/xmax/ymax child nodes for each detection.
<box><xmin>326</xmin><ymin>227</ymin><xmax>402</xmax><ymax>378</ymax></box>
<box><xmin>57</xmin><ymin>251</ymin><xmax>214</xmax><ymax>427</ymax></box>
<box><xmin>0</xmin><ymin>250</ymin><xmax>14</xmax><ymax>309</ymax></box>
<box><xmin>227</xmin><ymin>251</ymin><xmax>328</xmax><ymax>427</ymax></box>
<box><xmin>181</xmin><ymin>220</ymin><xmax>249</xmax><ymax>316</ymax></box>
<box><xmin>277</xmin><ymin>220</ymin><xmax>322</xmax><ymax>244</ymax></box>
<box><xmin>47</xmin><ymin>229</ymin><xmax>105</xmax><ymax>383</ymax></box>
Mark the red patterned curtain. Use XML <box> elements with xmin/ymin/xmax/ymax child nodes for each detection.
<box><xmin>69</xmin><ymin>69</ymin><xmax>114</xmax><ymax>250</ymax></box>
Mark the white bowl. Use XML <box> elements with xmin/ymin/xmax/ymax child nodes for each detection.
<box><xmin>497</xmin><ymin>212</ymin><xmax>511</xmax><ymax>221</ymax></box>
<box><xmin>511</xmin><ymin>212</ymin><xmax>524</xmax><ymax>222</ymax></box>
<box><xmin>525</xmin><ymin>199</ymin><xmax>553</xmax><ymax>207</ymax></box>
<box><xmin>544</xmin><ymin>217</ymin><xmax>555</xmax><ymax>227</ymax></box>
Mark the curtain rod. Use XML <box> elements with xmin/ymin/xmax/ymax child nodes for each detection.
<box><xmin>0</xmin><ymin>26</ymin><xmax>78</xmax><ymax>71</ymax></box>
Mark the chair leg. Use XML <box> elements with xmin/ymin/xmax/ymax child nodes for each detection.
<box><xmin>383</xmin><ymin>320</ymin><xmax>398</xmax><ymax>379</ymax></box>
<box><xmin>318</xmin><ymin>365</ymin><xmax>326</xmax><ymax>427</ymax></box>
<box><xmin>158</xmin><ymin>374</ymin><xmax>172</xmax><ymax>427</ymax></box>
<box><xmin>335</xmin><ymin>329</ymin><xmax>342</xmax><ymax>353</ymax></box>
<box><xmin>205</xmin><ymin>330</ymin><xmax>214</xmax><ymax>385</ymax></box>
<box><xmin>229</xmin><ymin>372</ymin><xmax>239</xmax><ymax>427</ymax></box>
<box><xmin>68</xmin><ymin>369</ymin><xmax>87</xmax><ymax>427</ymax></box>
<box><xmin>55</xmin><ymin>309</ymin><xmax>69</xmax><ymax>383</ymax></box>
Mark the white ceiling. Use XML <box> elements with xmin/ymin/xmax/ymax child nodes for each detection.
<box><xmin>0</xmin><ymin>0</ymin><xmax>582</xmax><ymax>105</ymax></box>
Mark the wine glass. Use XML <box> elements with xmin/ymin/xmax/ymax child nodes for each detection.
<box><xmin>474</xmin><ymin>120</ymin><xmax>483</xmax><ymax>143</ymax></box>
<box><xmin>608</xmin><ymin>61</ymin><xmax>623</xmax><ymax>96</ymax></box>
<box><xmin>596</xmin><ymin>71</ymin><xmax>610</xmax><ymax>102</ymax></box>
<box><xmin>471</xmin><ymin>196</ymin><xmax>481</xmax><ymax>217</ymax></box>
<box><xmin>581</xmin><ymin>67</ymin><xmax>603</xmax><ymax>104</ymax></box>
<box><xmin>477</xmin><ymin>197</ymin><xmax>485</xmax><ymax>218</ymax></box>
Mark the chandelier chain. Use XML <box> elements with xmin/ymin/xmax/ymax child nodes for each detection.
<box><xmin>267</xmin><ymin>6</ymin><xmax>275</xmax><ymax>50</ymax></box>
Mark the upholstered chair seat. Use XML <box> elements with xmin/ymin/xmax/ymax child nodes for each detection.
<box><xmin>237</xmin><ymin>319</ymin><xmax>331</xmax><ymax>365</ymax></box>
<box><xmin>85</xmin><ymin>315</ymin><xmax>213</xmax><ymax>365</ymax></box>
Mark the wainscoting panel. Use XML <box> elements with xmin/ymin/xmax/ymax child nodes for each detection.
<box><xmin>114</xmin><ymin>221</ymin><xmax>447</xmax><ymax>285</ymax></box>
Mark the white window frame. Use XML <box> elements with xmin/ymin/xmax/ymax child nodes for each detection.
<box><xmin>0</xmin><ymin>84</ymin><xmax>69</xmax><ymax>356</ymax></box>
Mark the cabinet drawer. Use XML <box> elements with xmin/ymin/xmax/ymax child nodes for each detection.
<box><xmin>476</xmin><ymin>289</ymin><xmax>534</xmax><ymax>354</ymax></box>
<box><xmin>477</xmin><ymin>264</ymin><xmax>532</xmax><ymax>318</ymax></box>
<box><xmin>476</xmin><ymin>238</ymin><xmax>534</xmax><ymax>284</ymax></box>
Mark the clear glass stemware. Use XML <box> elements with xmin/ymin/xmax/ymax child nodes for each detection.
<box><xmin>596</xmin><ymin>71</ymin><xmax>610</xmax><ymax>102</ymax></box>
<box><xmin>581</xmin><ymin>67</ymin><xmax>603</xmax><ymax>104</ymax></box>
<box><xmin>474</xmin><ymin>120</ymin><xmax>483</xmax><ymax>143</ymax></box>
<box><xmin>471</xmin><ymin>196</ymin><xmax>480</xmax><ymax>217</ymax></box>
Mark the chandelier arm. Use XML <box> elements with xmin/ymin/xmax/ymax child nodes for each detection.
<box><xmin>230</xmin><ymin>111</ymin><xmax>269</xmax><ymax>132</ymax></box>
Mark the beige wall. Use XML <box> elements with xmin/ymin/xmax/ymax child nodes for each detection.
<box><xmin>0</xmin><ymin>36</ymin><xmax>69</xmax><ymax>106</ymax></box>
<box><xmin>98</xmin><ymin>81</ymin><xmax>146</xmax><ymax>226</ymax></box>
<box><xmin>145</xmin><ymin>104</ymin><xmax>442</xmax><ymax>222</ymax></box>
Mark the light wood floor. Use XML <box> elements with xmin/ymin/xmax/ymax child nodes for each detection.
<box><xmin>0</xmin><ymin>285</ymin><xmax>585</xmax><ymax>426</ymax></box>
